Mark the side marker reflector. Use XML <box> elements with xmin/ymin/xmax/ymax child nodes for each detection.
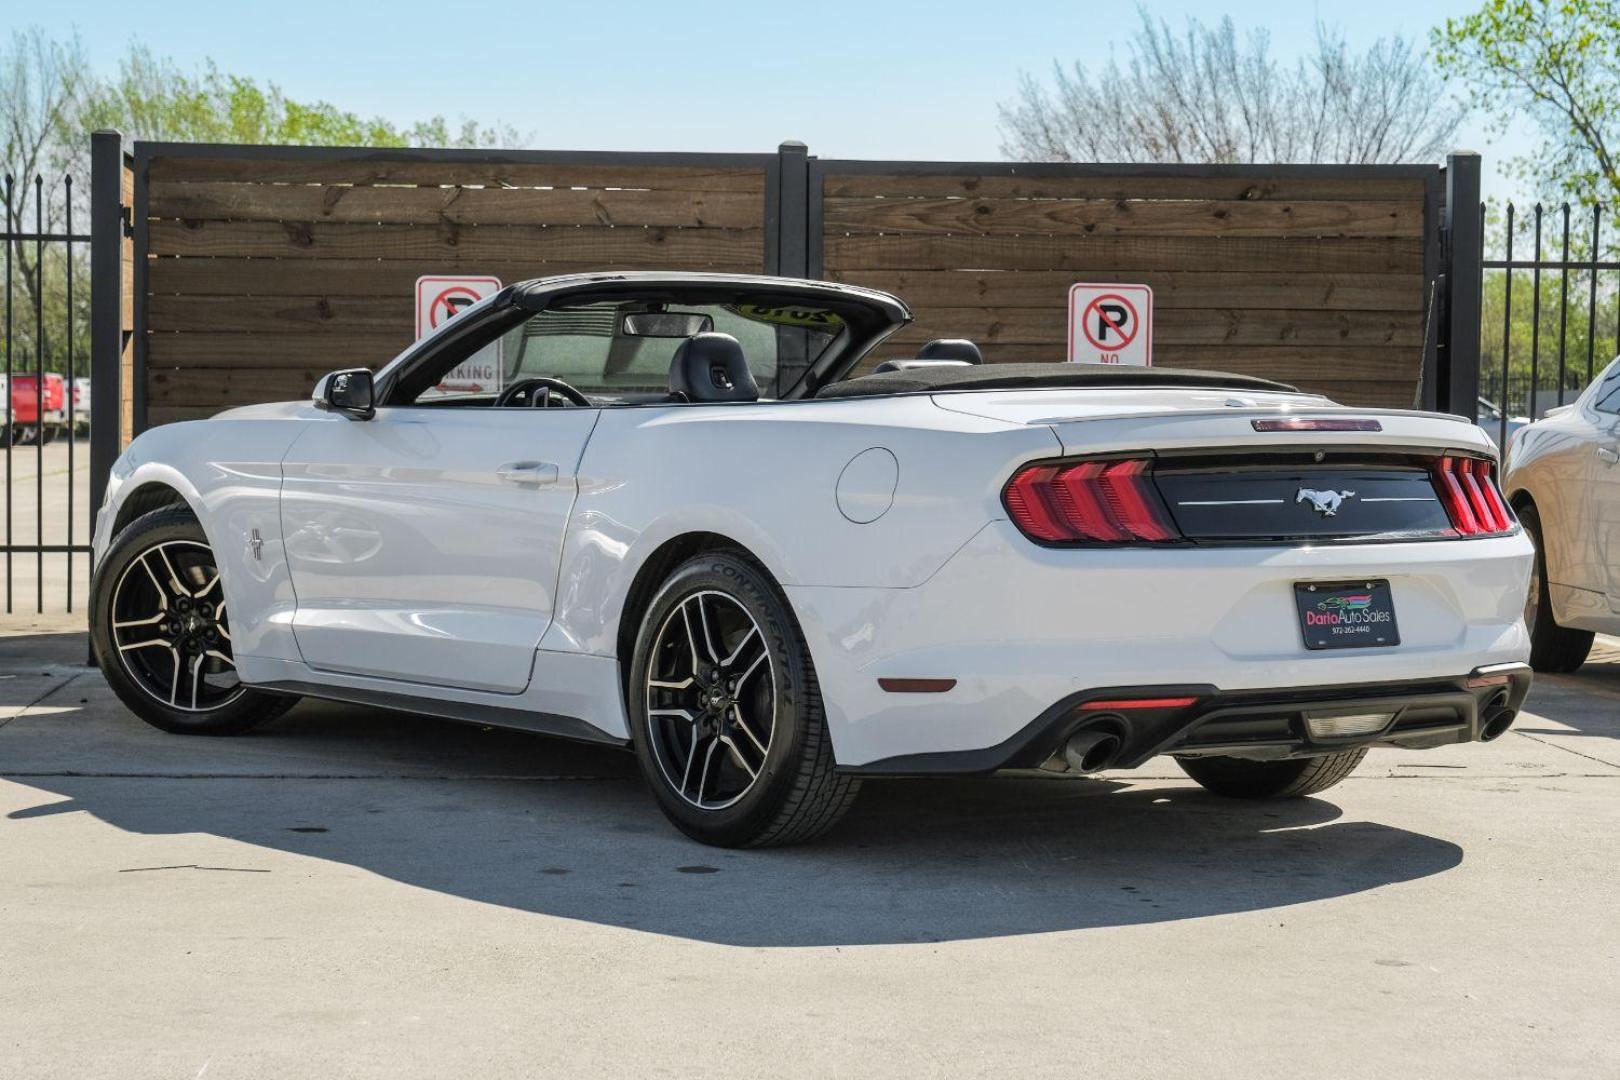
<box><xmin>878</xmin><ymin>678</ymin><xmax>957</xmax><ymax>693</ymax></box>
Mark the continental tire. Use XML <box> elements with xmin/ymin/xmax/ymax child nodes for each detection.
<box><xmin>627</xmin><ymin>551</ymin><xmax>859</xmax><ymax>847</ymax></box>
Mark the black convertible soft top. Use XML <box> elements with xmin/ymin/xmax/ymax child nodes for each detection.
<box><xmin>815</xmin><ymin>362</ymin><xmax>1300</xmax><ymax>399</ymax></box>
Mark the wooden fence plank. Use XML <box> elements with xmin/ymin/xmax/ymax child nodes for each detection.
<box><xmin>147</xmin><ymin>257</ymin><xmax>749</xmax><ymax>297</ymax></box>
<box><xmin>1294</xmin><ymin>381</ymin><xmax>1423</xmax><ymax>408</ymax></box>
<box><xmin>148</xmin><ymin>220</ymin><xmax>768</xmax><ymax>264</ymax></box>
<box><xmin>148</xmin><ymin>181</ymin><xmax>763</xmax><ymax>229</ymax></box>
<box><xmin>826</xmin><ymin>269</ymin><xmax>1424</xmax><ymax>311</ymax></box>
<box><xmin>147</xmin><ymin>333</ymin><xmax>408</xmax><ymax>368</ymax></box>
<box><xmin>822</xmin><ymin>172</ymin><xmax>1428</xmax><ymax>202</ymax></box>
<box><xmin>147</xmin><ymin>366</ymin><xmax>331</xmax><ymax>408</ymax></box>
<box><xmin>148</xmin><ymin>294</ymin><xmax>415</xmax><ymax>334</ymax></box>
<box><xmin>865</xmin><ymin>340</ymin><xmax>1419</xmax><ymax>374</ymax></box>
<box><xmin>889</xmin><ymin>307</ymin><xmax>1424</xmax><ymax>348</ymax></box>
<box><xmin>148</xmin><ymin>261</ymin><xmax>1425</xmax><ymax>312</ymax></box>
<box><xmin>147</xmin><ymin>156</ymin><xmax>768</xmax><ymax>191</ymax></box>
<box><xmin>825</xmin><ymin>197</ymin><xmax>1421</xmax><ymax>238</ymax></box>
<box><xmin>148</xmin><ymin>406</ymin><xmax>223</xmax><ymax>426</ymax></box>
<box><xmin>149</xmin><ymin>297</ymin><xmax>1424</xmax><ymax>347</ymax></box>
<box><xmin>824</xmin><ymin>233</ymin><xmax>1422</xmax><ymax>274</ymax></box>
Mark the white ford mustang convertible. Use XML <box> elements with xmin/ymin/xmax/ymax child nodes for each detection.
<box><xmin>91</xmin><ymin>272</ymin><xmax>1534</xmax><ymax>846</ymax></box>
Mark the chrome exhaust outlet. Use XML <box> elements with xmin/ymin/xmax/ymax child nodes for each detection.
<box><xmin>1480</xmin><ymin>704</ymin><xmax>1517</xmax><ymax>742</ymax></box>
<box><xmin>1063</xmin><ymin>728</ymin><xmax>1123</xmax><ymax>774</ymax></box>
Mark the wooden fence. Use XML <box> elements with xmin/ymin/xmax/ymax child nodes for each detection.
<box><xmin>102</xmin><ymin>141</ymin><xmax>1478</xmax><ymax>429</ymax></box>
<box><xmin>135</xmin><ymin>146</ymin><xmax>777</xmax><ymax>425</ymax></box>
<box><xmin>814</xmin><ymin>162</ymin><xmax>1437</xmax><ymax>408</ymax></box>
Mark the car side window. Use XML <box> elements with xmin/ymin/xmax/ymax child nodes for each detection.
<box><xmin>500</xmin><ymin>302</ymin><xmax>792</xmax><ymax>398</ymax></box>
<box><xmin>391</xmin><ymin>298</ymin><xmax>841</xmax><ymax>405</ymax></box>
<box><xmin>1592</xmin><ymin>358</ymin><xmax>1620</xmax><ymax>415</ymax></box>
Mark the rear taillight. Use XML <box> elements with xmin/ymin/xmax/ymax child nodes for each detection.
<box><xmin>1432</xmin><ymin>455</ymin><xmax>1513</xmax><ymax>536</ymax></box>
<box><xmin>1004</xmin><ymin>457</ymin><xmax>1179</xmax><ymax>544</ymax></box>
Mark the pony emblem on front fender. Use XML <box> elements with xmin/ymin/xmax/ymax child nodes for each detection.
<box><xmin>1296</xmin><ymin>488</ymin><xmax>1356</xmax><ymax>516</ymax></box>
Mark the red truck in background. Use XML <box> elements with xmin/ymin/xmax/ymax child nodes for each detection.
<box><xmin>1</xmin><ymin>372</ymin><xmax>68</xmax><ymax>446</ymax></box>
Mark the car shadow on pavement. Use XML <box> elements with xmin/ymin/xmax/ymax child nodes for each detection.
<box><xmin>5</xmin><ymin>688</ymin><xmax>1467</xmax><ymax>947</ymax></box>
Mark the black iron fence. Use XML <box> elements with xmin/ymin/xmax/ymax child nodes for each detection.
<box><xmin>2</xmin><ymin>168</ymin><xmax>94</xmax><ymax>614</ymax></box>
<box><xmin>1480</xmin><ymin>200</ymin><xmax>1620</xmax><ymax>446</ymax></box>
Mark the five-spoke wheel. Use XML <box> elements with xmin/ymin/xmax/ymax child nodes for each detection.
<box><xmin>109</xmin><ymin>539</ymin><xmax>243</xmax><ymax>712</ymax></box>
<box><xmin>91</xmin><ymin>506</ymin><xmax>297</xmax><ymax>735</ymax></box>
<box><xmin>645</xmin><ymin>589</ymin><xmax>776</xmax><ymax>810</ymax></box>
<box><xmin>628</xmin><ymin>551</ymin><xmax>859</xmax><ymax>847</ymax></box>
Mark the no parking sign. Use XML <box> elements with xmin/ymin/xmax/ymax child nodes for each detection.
<box><xmin>415</xmin><ymin>275</ymin><xmax>503</xmax><ymax>395</ymax></box>
<box><xmin>1067</xmin><ymin>283</ymin><xmax>1152</xmax><ymax>366</ymax></box>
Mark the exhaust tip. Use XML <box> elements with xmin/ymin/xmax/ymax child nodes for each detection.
<box><xmin>1063</xmin><ymin>728</ymin><xmax>1124</xmax><ymax>774</ymax></box>
<box><xmin>1480</xmin><ymin>705</ymin><xmax>1517</xmax><ymax>742</ymax></box>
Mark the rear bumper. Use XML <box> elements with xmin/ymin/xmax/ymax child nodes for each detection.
<box><xmin>788</xmin><ymin>522</ymin><xmax>1535</xmax><ymax>768</ymax></box>
<box><xmin>843</xmin><ymin>663</ymin><xmax>1532</xmax><ymax>775</ymax></box>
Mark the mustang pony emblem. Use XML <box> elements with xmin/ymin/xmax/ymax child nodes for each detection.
<box><xmin>1296</xmin><ymin>488</ymin><xmax>1356</xmax><ymax>516</ymax></box>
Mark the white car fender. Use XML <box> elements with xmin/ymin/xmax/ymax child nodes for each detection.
<box><xmin>546</xmin><ymin>398</ymin><xmax>1058</xmax><ymax>659</ymax></box>
<box><xmin>94</xmin><ymin>417</ymin><xmax>309</xmax><ymax>663</ymax></box>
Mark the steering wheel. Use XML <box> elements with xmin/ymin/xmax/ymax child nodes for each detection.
<box><xmin>494</xmin><ymin>377</ymin><xmax>592</xmax><ymax>409</ymax></box>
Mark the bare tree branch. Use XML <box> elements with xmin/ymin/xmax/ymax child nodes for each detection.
<box><xmin>999</xmin><ymin>9</ymin><xmax>1465</xmax><ymax>165</ymax></box>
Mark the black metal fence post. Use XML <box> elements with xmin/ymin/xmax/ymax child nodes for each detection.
<box><xmin>89</xmin><ymin>130</ymin><xmax>125</xmax><ymax>559</ymax></box>
<box><xmin>1442</xmin><ymin>151</ymin><xmax>1484</xmax><ymax>418</ymax></box>
<box><xmin>773</xmin><ymin>141</ymin><xmax>810</xmax><ymax>278</ymax></box>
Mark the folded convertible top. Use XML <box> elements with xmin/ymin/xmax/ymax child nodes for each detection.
<box><xmin>816</xmin><ymin>363</ymin><xmax>1299</xmax><ymax>400</ymax></box>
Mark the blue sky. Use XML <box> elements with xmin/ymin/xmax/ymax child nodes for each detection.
<box><xmin>17</xmin><ymin>0</ymin><xmax>1532</xmax><ymax>198</ymax></box>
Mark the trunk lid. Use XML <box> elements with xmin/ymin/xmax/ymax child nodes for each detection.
<box><xmin>931</xmin><ymin>387</ymin><xmax>1489</xmax><ymax>457</ymax></box>
<box><xmin>952</xmin><ymin>388</ymin><xmax>1506</xmax><ymax>544</ymax></box>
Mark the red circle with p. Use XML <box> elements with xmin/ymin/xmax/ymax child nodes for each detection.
<box><xmin>1081</xmin><ymin>294</ymin><xmax>1139</xmax><ymax>352</ymax></box>
<box><xmin>428</xmin><ymin>286</ymin><xmax>484</xmax><ymax>330</ymax></box>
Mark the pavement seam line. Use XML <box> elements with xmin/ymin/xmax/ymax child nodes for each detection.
<box><xmin>1509</xmin><ymin>728</ymin><xmax>1620</xmax><ymax>770</ymax></box>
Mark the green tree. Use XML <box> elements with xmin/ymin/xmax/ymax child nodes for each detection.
<box><xmin>1478</xmin><ymin>199</ymin><xmax>1620</xmax><ymax>416</ymax></box>
<box><xmin>1</xmin><ymin>28</ymin><xmax>525</xmax><ymax>381</ymax></box>
<box><xmin>2</xmin><ymin>29</ymin><xmax>92</xmax><ymax>381</ymax></box>
<box><xmin>73</xmin><ymin>45</ymin><xmax>520</xmax><ymax>152</ymax></box>
<box><xmin>1433</xmin><ymin>0</ymin><xmax>1620</xmax><ymax>203</ymax></box>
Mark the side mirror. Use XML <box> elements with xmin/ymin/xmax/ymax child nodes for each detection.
<box><xmin>313</xmin><ymin>368</ymin><xmax>375</xmax><ymax>420</ymax></box>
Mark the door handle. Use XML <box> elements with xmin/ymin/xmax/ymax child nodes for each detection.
<box><xmin>496</xmin><ymin>460</ymin><xmax>559</xmax><ymax>486</ymax></box>
<box><xmin>1599</xmin><ymin>444</ymin><xmax>1620</xmax><ymax>464</ymax></box>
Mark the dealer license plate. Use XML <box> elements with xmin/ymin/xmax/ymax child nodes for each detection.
<box><xmin>1294</xmin><ymin>580</ymin><xmax>1400</xmax><ymax>650</ymax></box>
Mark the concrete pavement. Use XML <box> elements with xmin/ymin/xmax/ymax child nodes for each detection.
<box><xmin>2</xmin><ymin>617</ymin><xmax>1618</xmax><ymax>1078</ymax></box>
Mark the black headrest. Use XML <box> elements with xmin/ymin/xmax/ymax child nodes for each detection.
<box><xmin>669</xmin><ymin>333</ymin><xmax>759</xmax><ymax>403</ymax></box>
<box><xmin>916</xmin><ymin>338</ymin><xmax>983</xmax><ymax>364</ymax></box>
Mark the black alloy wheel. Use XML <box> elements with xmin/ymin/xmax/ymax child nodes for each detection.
<box><xmin>628</xmin><ymin>552</ymin><xmax>859</xmax><ymax>847</ymax></box>
<box><xmin>91</xmin><ymin>506</ymin><xmax>297</xmax><ymax>735</ymax></box>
